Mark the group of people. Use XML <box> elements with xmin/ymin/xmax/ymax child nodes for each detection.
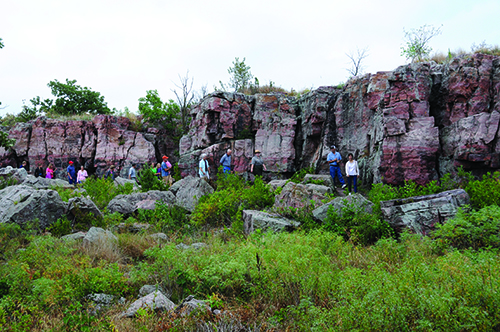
<box><xmin>198</xmin><ymin>149</ymin><xmax>267</xmax><ymax>180</ymax></box>
<box><xmin>19</xmin><ymin>160</ymin><xmax>89</xmax><ymax>185</ymax></box>
<box><xmin>148</xmin><ymin>155</ymin><xmax>173</xmax><ymax>185</ymax></box>
<box><xmin>327</xmin><ymin>145</ymin><xmax>359</xmax><ymax>194</ymax></box>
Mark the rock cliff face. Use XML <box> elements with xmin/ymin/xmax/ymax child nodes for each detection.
<box><xmin>2</xmin><ymin>53</ymin><xmax>499</xmax><ymax>185</ymax></box>
<box><xmin>179</xmin><ymin>53</ymin><xmax>500</xmax><ymax>185</ymax></box>
<box><xmin>0</xmin><ymin>115</ymin><xmax>178</xmax><ymax>178</ymax></box>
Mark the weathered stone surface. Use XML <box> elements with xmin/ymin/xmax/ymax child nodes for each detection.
<box><xmin>149</xmin><ymin>232</ymin><xmax>168</xmax><ymax>242</ymax></box>
<box><xmin>169</xmin><ymin>176</ymin><xmax>214</xmax><ymax>212</ymax></box>
<box><xmin>139</xmin><ymin>285</ymin><xmax>165</xmax><ymax>297</ymax></box>
<box><xmin>114</xmin><ymin>177</ymin><xmax>139</xmax><ymax>189</ymax></box>
<box><xmin>120</xmin><ymin>291</ymin><xmax>175</xmax><ymax>318</ymax></box>
<box><xmin>0</xmin><ymin>166</ymin><xmax>28</xmax><ymax>183</ymax></box>
<box><xmin>115</xmin><ymin>222</ymin><xmax>151</xmax><ymax>233</ymax></box>
<box><xmin>242</xmin><ymin>210</ymin><xmax>299</xmax><ymax>234</ymax></box>
<box><xmin>175</xmin><ymin>242</ymin><xmax>207</xmax><ymax>250</ymax></box>
<box><xmin>175</xmin><ymin>295</ymin><xmax>210</xmax><ymax>316</ymax></box>
<box><xmin>83</xmin><ymin>227</ymin><xmax>118</xmax><ymax>246</ymax></box>
<box><xmin>380</xmin><ymin>189</ymin><xmax>470</xmax><ymax>235</ymax></box>
<box><xmin>107</xmin><ymin>191</ymin><xmax>175</xmax><ymax>216</ymax></box>
<box><xmin>0</xmin><ymin>185</ymin><xmax>66</xmax><ymax>229</ymax></box>
<box><xmin>67</xmin><ymin>196</ymin><xmax>103</xmax><ymax>220</ymax></box>
<box><xmin>302</xmin><ymin>174</ymin><xmax>333</xmax><ymax>187</ymax></box>
<box><xmin>21</xmin><ymin>175</ymin><xmax>72</xmax><ymax>189</ymax></box>
<box><xmin>312</xmin><ymin>194</ymin><xmax>374</xmax><ymax>222</ymax></box>
<box><xmin>61</xmin><ymin>232</ymin><xmax>86</xmax><ymax>241</ymax></box>
<box><xmin>267</xmin><ymin>179</ymin><xmax>288</xmax><ymax>191</ymax></box>
<box><xmin>274</xmin><ymin>182</ymin><xmax>330</xmax><ymax>210</ymax></box>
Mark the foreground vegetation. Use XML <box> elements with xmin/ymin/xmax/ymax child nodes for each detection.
<box><xmin>1</xmin><ymin>168</ymin><xmax>500</xmax><ymax>331</ymax></box>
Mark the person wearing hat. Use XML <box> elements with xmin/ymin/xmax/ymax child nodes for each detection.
<box><xmin>199</xmin><ymin>153</ymin><xmax>210</xmax><ymax>180</ymax></box>
<box><xmin>250</xmin><ymin>150</ymin><xmax>267</xmax><ymax>177</ymax></box>
<box><xmin>105</xmin><ymin>165</ymin><xmax>116</xmax><ymax>181</ymax></box>
<box><xmin>67</xmin><ymin>161</ymin><xmax>76</xmax><ymax>185</ymax></box>
<box><xmin>220</xmin><ymin>149</ymin><xmax>232</xmax><ymax>175</ymax></box>
<box><xmin>327</xmin><ymin>145</ymin><xmax>347</xmax><ymax>189</ymax></box>
<box><xmin>161</xmin><ymin>156</ymin><xmax>172</xmax><ymax>186</ymax></box>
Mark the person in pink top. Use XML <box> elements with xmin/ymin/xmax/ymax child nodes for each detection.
<box><xmin>46</xmin><ymin>163</ymin><xmax>55</xmax><ymax>179</ymax></box>
<box><xmin>77</xmin><ymin>166</ymin><xmax>88</xmax><ymax>184</ymax></box>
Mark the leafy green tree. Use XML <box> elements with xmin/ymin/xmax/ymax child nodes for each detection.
<box><xmin>138</xmin><ymin>90</ymin><xmax>180</xmax><ymax>131</ymax></box>
<box><xmin>219</xmin><ymin>57</ymin><xmax>255</xmax><ymax>93</ymax></box>
<box><xmin>0</xmin><ymin>131</ymin><xmax>15</xmax><ymax>150</ymax></box>
<box><xmin>24</xmin><ymin>79</ymin><xmax>111</xmax><ymax>116</ymax></box>
<box><xmin>401</xmin><ymin>24</ymin><xmax>442</xmax><ymax>63</ymax></box>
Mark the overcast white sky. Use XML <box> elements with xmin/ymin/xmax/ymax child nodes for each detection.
<box><xmin>1</xmin><ymin>0</ymin><xmax>498</xmax><ymax>116</ymax></box>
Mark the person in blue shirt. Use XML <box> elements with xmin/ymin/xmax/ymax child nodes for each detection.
<box><xmin>67</xmin><ymin>161</ymin><xmax>76</xmax><ymax>185</ymax></box>
<box><xmin>219</xmin><ymin>149</ymin><xmax>232</xmax><ymax>174</ymax></box>
<box><xmin>327</xmin><ymin>145</ymin><xmax>346</xmax><ymax>189</ymax></box>
<box><xmin>161</xmin><ymin>156</ymin><xmax>172</xmax><ymax>186</ymax></box>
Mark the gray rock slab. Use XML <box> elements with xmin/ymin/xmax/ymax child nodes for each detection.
<box><xmin>149</xmin><ymin>233</ymin><xmax>168</xmax><ymax>242</ymax></box>
<box><xmin>120</xmin><ymin>291</ymin><xmax>175</xmax><ymax>318</ymax></box>
<box><xmin>83</xmin><ymin>227</ymin><xmax>118</xmax><ymax>246</ymax></box>
<box><xmin>139</xmin><ymin>285</ymin><xmax>165</xmax><ymax>297</ymax></box>
<box><xmin>267</xmin><ymin>180</ymin><xmax>288</xmax><ymax>191</ymax></box>
<box><xmin>169</xmin><ymin>176</ymin><xmax>214</xmax><ymax>212</ymax></box>
<box><xmin>0</xmin><ymin>166</ymin><xmax>27</xmax><ymax>183</ymax></box>
<box><xmin>312</xmin><ymin>194</ymin><xmax>374</xmax><ymax>222</ymax></box>
<box><xmin>107</xmin><ymin>190</ymin><xmax>175</xmax><ymax>216</ymax></box>
<box><xmin>61</xmin><ymin>232</ymin><xmax>86</xmax><ymax>241</ymax></box>
<box><xmin>380</xmin><ymin>189</ymin><xmax>470</xmax><ymax>235</ymax></box>
<box><xmin>302</xmin><ymin>174</ymin><xmax>333</xmax><ymax>187</ymax></box>
<box><xmin>242</xmin><ymin>210</ymin><xmax>300</xmax><ymax>234</ymax></box>
<box><xmin>0</xmin><ymin>185</ymin><xmax>67</xmax><ymax>229</ymax></box>
<box><xmin>114</xmin><ymin>176</ymin><xmax>140</xmax><ymax>189</ymax></box>
<box><xmin>67</xmin><ymin>196</ymin><xmax>103</xmax><ymax>219</ymax></box>
<box><xmin>22</xmin><ymin>175</ymin><xmax>73</xmax><ymax>189</ymax></box>
<box><xmin>175</xmin><ymin>295</ymin><xmax>210</xmax><ymax>316</ymax></box>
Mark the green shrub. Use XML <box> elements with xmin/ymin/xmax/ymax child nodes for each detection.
<box><xmin>50</xmin><ymin>185</ymin><xmax>82</xmax><ymax>202</ymax></box>
<box><xmin>0</xmin><ymin>175</ymin><xmax>18</xmax><ymax>190</ymax></box>
<box><xmin>138</xmin><ymin>163</ymin><xmax>169</xmax><ymax>192</ymax></box>
<box><xmin>82</xmin><ymin>176</ymin><xmax>134</xmax><ymax>210</ymax></box>
<box><xmin>137</xmin><ymin>203</ymin><xmax>190</xmax><ymax>234</ymax></box>
<box><xmin>464</xmin><ymin>172</ymin><xmax>500</xmax><ymax>209</ymax></box>
<box><xmin>47</xmin><ymin>216</ymin><xmax>72</xmax><ymax>237</ymax></box>
<box><xmin>432</xmin><ymin>205</ymin><xmax>500</xmax><ymax>250</ymax></box>
<box><xmin>289</xmin><ymin>166</ymin><xmax>315</xmax><ymax>184</ymax></box>
<box><xmin>324</xmin><ymin>199</ymin><xmax>394</xmax><ymax>245</ymax></box>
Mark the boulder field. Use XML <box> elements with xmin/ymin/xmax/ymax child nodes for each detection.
<box><xmin>2</xmin><ymin>54</ymin><xmax>500</xmax><ymax>186</ymax></box>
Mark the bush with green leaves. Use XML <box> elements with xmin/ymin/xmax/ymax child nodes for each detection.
<box><xmin>137</xmin><ymin>163</ymin><xmax>169</xmax><ymax>192</ymax></box>
<box><xmin>432</xmin><ymin>205</ymin><xmax>500</xmax><ymax>251</ymax></box>
<box><xmin>463</xmin><ymin>171</ymin><xmax>500</xmax><ymax>210</ymax></box>
<box><xmin>289</xmin><ymin>166</ymin><xmax>315</xmax><ymax>184</ymax></box>
<box><xmin>323</xmin><ymin>199</ymin><xmax>394</xmax><ymax>245</ymax></box>
<box><xmin>136</xmin><ymin>203</ymin><xmax>190</xmax><ymax>235</ymax></box>
<box><xmin>82</xmin><ymin>176</ymin><xmax>134</xmax><ymax>210</ymax></box>
<box><xmin>138</xmin><ymin>89</ymin><xmax>180</xmax><ymax>132</ymax></box>
<box><xmin>0</xmin><ymin>175</ymin><xmax>18</xmax><ymax>190</ymax></box>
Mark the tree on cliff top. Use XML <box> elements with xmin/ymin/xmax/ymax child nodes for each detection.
<box><xmin>138</xmin><ymin>90</ymin><xmax>180</xmax><ymax>132</ymax></box>
<box><xmin>401</xmin><ymin>24</ymin><xmax>442</xmax><ymax>63</ymax></box>
<box><xmin>172</xmin><ymin>71</ymin><xmax>195</xmax><ymax>133</ymax></box>
<box><xmin>346</xmin><ymin>47</ymin><xmax>369</xmax><ymax>77</ymax></box>
<box><xmin>23</xmin><ymin>79</ymin><xmax>112</xmax><ymax>118</ymax></box>
<box><xmin>218</xmin><ymin>57</ymin><xmax>255</xmax><ymax>93</ymax></box>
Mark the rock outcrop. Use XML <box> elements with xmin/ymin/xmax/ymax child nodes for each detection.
<box><xmin>2</xmin><ymin>54</ymin><xmax>500</xmax><ymax>186</ymax></box>
<box><xmin>312</xmin><ymin>194</ymin><xmax>374</xmax><ymax>223</ymax></box>
<box><xmin>107</xmin><ymin>191</ymin><xmax>175</xmax><ymax>216</ymax></box>
<box><xmin>242</xmin><ymin>210</ymin><xmax>300</xmax><ymax>234</ymax></box>
<box><xmin>380</xmin><ymin>189</ymin><xmax>470</xmax><ymax>235</ymax></box>
<box><xmin>169</xmin><ymin>176</ymin><xmax>214</xmax><ymax>212</ymax></box>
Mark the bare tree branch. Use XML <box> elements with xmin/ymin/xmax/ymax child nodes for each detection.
<box><xmin>346</xmin><ymin>47</ymin><xmax>369</xmax><ymax>77</ymax></box>
<box><xmin>172</xmin><ymin>70</ymin><xmax>195</xmax><ymax>133</ymax></box>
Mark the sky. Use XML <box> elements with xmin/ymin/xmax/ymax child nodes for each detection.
<box><xmin>0</xmin><ymin>0</ymin><xmax>499</xmax><ymax>116</ymax></box>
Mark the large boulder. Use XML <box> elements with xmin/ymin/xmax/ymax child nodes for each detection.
<box><xmin>267</xmin><ymin>179</ymin><xmax>288</xmax><ymax>191</ymax></box>
<box><xmin>0</xmin><ymin>185</ymin><xmax>66</xmax><ymax>229</ymax></box>
<box><xmin>107</xmin><ymin>190</ymin><xmax>175</xmax><ymax>216</ymax></box>
<box><xmin>312</xmin><ymin>194</ymin><xmax>374</xmax><ymax>222</ymax></box>
<box><xmin>21</xmin><ymin>175</ymin><xmax>73</xmax><ymax>189</ymax></box>
<box><xmin>120</xmin><ymin>291</ymin><xmax>175</xmax><ymax>318</ymax></box>
<box><xmin>67</xmin><ymin>196</ymin><xmax>103</xmax><ymax>220</ymax></box>
<box><xmin>242</xmin><ymin>210</ymin><xmax>300</xmax><ymax>234</ymax></box>
<box><xmin>380</xmin><ymin>189</ymin><xmax>470</xmax><ymax>235</ymax></box>
<box><xmin>302</xmin><ymin>174</ymin><xmax>333</xmax><ymax>187</ymax></box>
<box><xmin>274</xmin><ymin>182</ymin><xmax>331</xmax><ymax>210</ymax></box>
<box><xmin>114</xmin><ymin>176</ymin><xmax>139</xmax><ymax>189</ymax></box>
<box><xmin>83</xmin><ymin>227</ymin><xmax>118</xmax><ymax>246</ymax></box>
<box><xmin>0</xmin><ymin>166</ymin><xmax>28</xmax><ymax>184</ymax></box>
<box><xmin>175</xmin><ymin>295</ymin><xmax>210</xmax><ymax>316</ymax></box>
<box><xmin>169</xmin><ymin>176</ymin><xmax>214</xmax><ymax>212</ymax></box>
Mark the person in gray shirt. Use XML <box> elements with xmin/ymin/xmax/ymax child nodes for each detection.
<box><xmin>250</xmin><ymin>150</ymin><xmax>267</xmax><ymax>176</ymax></box>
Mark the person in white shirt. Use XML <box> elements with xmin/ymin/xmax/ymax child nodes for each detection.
<box><xmin>199</xmin><ymin>153</ymin><xmax>210</xmax><ymax>179</ymax></box>
<box><xmin>345</xmin><ymin>153</ymin><xmax>360</xmax><ymax>194</ymax></box>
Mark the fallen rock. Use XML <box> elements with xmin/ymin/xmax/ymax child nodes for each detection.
<box><xmin>267</xmin><ymin>180</ymin><xmax>288</xmax><ymax>191</ymax></box>
<box><xmin>107</xmin><ymin>191</ymin><xmax>175</xmax><ymax>216</ymax></box>
<box><xmin>0</xmin><ymin>166</ymin><xmax>27</xmax><ymax>183</ymax></box>
<box><xmin>380</xmin><ymin>189</ymin><xmax>470</xmax><ymax>235</ymax></box>
<box><xmin>120</xmin><ymin>291</ymin><xmax>175</xmax><ymax>318</ymax></box>
<box><xmin>274</xmin><ymin>182</ymin><xmax>330</xmax><ymax>210</ymax></box>
<box><xmin>0</xmin><ymin>185</ymin><xmax>66</xmax><ymax>229</ymax></box>
<box><xmin>115</xmin><ymin>223</ymin><xmax>151</xmax><ymax>233</ymax></box>
<box><xmin>67</xmin><ymin>196</ymin><xmax>103</xmax><ymax>220</ymax></box>
<box><xmin>83</xmin><ymin>227</ymin><xmax>118</xmax><ymax>246</ymax></box>
<box><xmin>21</xmin><ymin>175</ymin><xmax>73</xmax><ymax>189</ymax></box>
<box><xmin>175</xmin><ymin>295</ymin><xmax>210</xmax><ymax>316</ymax></box>
<box><xmin>169</xmin><ymin>176</ymin><xmax>214</xmax><ymax>212</ymax></box>
<box><xmin>312</xmin><ymin>194</ymin><xmax>374</xmax><ymax>222</ymax></box>
<box><xmin>302</xmin><ymin>174</ymin><xmax>333</xmax><ymax>187</ymax></box>
<box><xmin>242</xmin><ymin>210</ymin><xmax>300</xmax><ymax>234</ymax></box>
<box><xmin>114</xmin><ymin>176</ymin><xmax>139</xmax><ymax>189</ymax></box>
<box><xmin>139</xmin><ymin>285</ymin><xmax>165</xmax><ymax>297</ymax></box>
<box><xmin>61</xmin><ymin>232</ymin><xmax>86</xmax><ymax>241</ymax></box>
<box><xmin>149</xmin><ymin>233</ymin><xmax>168</xmax><ymax>242</ymax></box>
<box><xmin>175</xmin><ymin>242</ymin><xmax>207</xmax><ymax>250</ymax></box>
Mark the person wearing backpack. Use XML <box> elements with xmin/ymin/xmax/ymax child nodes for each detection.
<box><xmin>345</xmin><ymin>153</ymin><xmax>360</xmax><ymax>194</ymax></box>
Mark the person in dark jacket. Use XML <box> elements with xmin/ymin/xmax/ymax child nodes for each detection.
<box><xmin>34</xmin><ymin>162</ymin><xmax>44</xmax><ymax>178</ymax></box>
<box><xmin>104</xmin><ymin>165</ymin><xmax>117</xmax><ymax>181</ymax></box>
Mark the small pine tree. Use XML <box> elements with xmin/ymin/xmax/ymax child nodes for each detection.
<box><xmin>138</xmin><ymin>163</ymin><xmax>169</xmax><ymax>192</ymax></box>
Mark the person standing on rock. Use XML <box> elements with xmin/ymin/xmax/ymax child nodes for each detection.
<box><xmin>199</xmin><ymin>153</ymin><xmax>210</xmax><ymax>180</ymax></box>
<box><xmin>46</xmin><ymin>163</ymin><xmax>55</xmax><ymax>179</ymax></box>
<box><xmin>67</xmin><ymin>161</ymin><xmax>76</xmax><ymax>185</ymax></box>
<box><xmin>327</xmin><ymin>145</ymin><xmax>346</xmax><ymax>189</ymax></box>
<box><xmin>105</xmin><ymin>165</ymin><xmax>116</xmax><ymax>181</ymax></box>
<box><xmin>161</xmin><ymin>156</ymin><xmax>172</xmax><ymax>186</ymax></box>
<box><xmin>220</xmin><ymin>149</ymin><xmax>232</xmax><ymax>175</ymax></box>
<box><xmin>345</xmin><ymin>153</ymin><xmax>359</xmax><ymax>194</ymax></box>
<box><xmin>250</xmin><ymin>150</ymin><xmax>267</xmax><ymax>177</ymax></box>
<box><xmin>128</xmin><ymin>164</ymin><xmax>138</xmax><ymax>182</ymax></box>
<box><xmin>77</xmin><ymin>165</ymin><xmax>88</xmax><ymax>184</ymax></box>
